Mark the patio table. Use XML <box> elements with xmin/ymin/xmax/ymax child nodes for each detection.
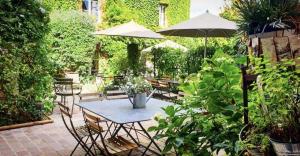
<box><xmin>76</xmin><ymin>98</ymin><xmax>173</xmax><ymax>155</ymax></box>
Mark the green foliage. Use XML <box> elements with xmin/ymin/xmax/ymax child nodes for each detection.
<box><xmin>152</xmin><ymin>48</ymin><xmax>186</xmax><ymax>77</ymax></box>
<box><xmin>42</xmin><ymin>0</ymin><xmax>80</xmax><ymax>11</ymax></box>
<box><xmin>233</xmin><ymin>0</ymin><xmax>299</xmax><ymax>34</ymax></box>
<box><xmin>166</xmin><ymin>0</ymin><xmax>190</xmax><ymax>25</ymax></box>
<box><xmin>127</xmin><ymin>43</ymin><xmax>142</xmax><ymax>75</ymax></box>
<box><xmin>98</xmin><ymin>0</ymin><xmax>190</xmax><ymax>76</ymax></box>
<box><xmin>0</xmin><ymin>0</ymin><xmax>54</xmax><ymax>125</ymax></box>
<box><xmin>150</xmin><ymin>50</ymin><xmax>244</xmax><ymax>155</ymax></box>
<box><xmin>250</xmin><ymin>58</ymin><xmax>300</xmax><ymax>142</ymax></box>
<box><xmin>102</xmin><ymin>0</ymin><xmax>138</xmax><ymax>28</ymax></box>
<box><xmin>47</xmin><ymin>10</ymin><xmax>96</xmax><ymax>75</ymax></box>
<box><xmin>124</xmin><ymin>0</ymin><xmax>159</xmax><ymax>29</ymax></box>
<box><xmin>219</xmin><ymin>0</ymin><xmax>239</xmax><ymax>21</ymax></box>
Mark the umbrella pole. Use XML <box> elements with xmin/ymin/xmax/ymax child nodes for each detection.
<box><xmin>204</xmin><ymin>35</ymin><xmax>208</xmax><ymax>58</ymax></box>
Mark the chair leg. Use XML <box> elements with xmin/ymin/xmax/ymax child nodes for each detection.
<box><xmin>71</xmin><ymin>95</ymin><xmax>75</xmax><ymax>115</ymax></box>
<box><xmin>128</xmin><ymin>149</ymin><xmax>133</xmax><ymax>156</ymax></box>
<box><xmin>70</xmin><ymin>142</ymin><xmax>80</xmax><ymax>156</ymax></box>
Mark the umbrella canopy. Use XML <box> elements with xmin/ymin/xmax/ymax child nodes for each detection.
<box><xmin>93</xmin><ymin>21</ymin><xmax>164</xmax><ymax>39</ymax></box>
<box><xmin>142</xmin><ymin>40</ymin><xmax>188</xmax><ymax>52</ymax></box>
<box><xmin>158</xmin><ymin>11</ymin><xmax>237</xmax><ymax>57</ymax></box>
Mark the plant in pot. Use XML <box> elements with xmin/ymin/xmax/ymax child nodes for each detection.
<box><xmin>239</xmin><ymin>98</ymin><xmax>271</xmax><ymax>156</ymax></box>
<box><xmin>233</xmin><ymin>0</ymin><xmax>298</xmax><ymax>35</ymax></box>
<box><xmin>121</xmin><ymin>76</ymin><xmax>152</xmax><ymax>109</ymax></box>
<box><xmin>251</xmin><ymin>59</ymin><xmax>300</xmax><ymax>155</ymax></box>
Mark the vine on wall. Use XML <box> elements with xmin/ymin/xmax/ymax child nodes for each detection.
<box><xmin>123</xmin><ymin>0</ymin><xmax>159</xmax><ymax>29</ymax></box>
<box><xmin>166</xmin><ymin>0</ymin><xmax>190</xmax><ymax>26</ymax></box>
<box><xmin>42</xmin><ymin>0</ymin><xmax>81</xmax><ymax>11</ymax></box>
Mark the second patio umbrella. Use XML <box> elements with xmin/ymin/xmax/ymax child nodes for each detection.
<box><xmin>158</xmin><ymin>11</ymin><xmax>237</xmax><ymax>58</ymax></box>
<box><xmin>93</xmin><ymin>21</ymin><xmax>164</xmax><ymax>39</ymax></box>
<box><xmin>93</xmin><ymin>21</ymin><xmax>164</xmax><ymax>75</ymax></box>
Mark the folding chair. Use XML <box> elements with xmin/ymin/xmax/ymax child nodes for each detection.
<box><xmin>83</xmin><ymin>110</ymin><xmax>138</xmax><ymax>156</ymax></box>
<box><xmin>58</xmin><ymin>102</ymin><xmax>94</xmax><ymax>156</ymax></box>
<box><xmin>54</xmin><ymin>78</ymin><xmax>81</xmax><ymax>114</ymax></box>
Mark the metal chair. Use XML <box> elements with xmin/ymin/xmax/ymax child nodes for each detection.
<box><xmin>83</xmin><ymin>110</ymin><xmax>138</xmax><ymax>156</ymax></box>
<box><xmin>58</xmin><ymin>102</ymin><xmax>94</xmax><ymax>156</ymax></box>
<box><xmin>54</xmin><ymin>78</ymin><xmax>82</xmax><ymax>114</ymax></box>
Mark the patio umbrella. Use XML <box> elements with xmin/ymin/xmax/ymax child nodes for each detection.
<box><xmin>93</xmin><ymin>21</ymin><xmax>164</xmax><ymax>39</ymax></box>
<box><xmin>158</xmin><ymin>11</ymin><xmax>237</xmax><ymax>58</ymax></box>
<box><xmin>93</xmin><ymin>21</ymin><xmax>164</xmax><ymax>75</ymax></box>
<box><xmin>142</xmin><ymin>40</ymin><xmax>188</xmax><ymax>52</ymax></box>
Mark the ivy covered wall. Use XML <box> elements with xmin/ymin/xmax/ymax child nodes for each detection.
<box><xmin>42</xmin><ymin>0</ymin><xmax>81</xmax><ymax>11</ymax></box>
<box><xmin>123</xmin><ymin>0</ymin><xmax>159</xmax><ymax>29</ymax></box>
<box><xmin>166</xmin><ymin>0</ymin><xmax>190</xmax><ymax>26</ymax></box>
<box><xmin>104</xmin><ymin>0</ymin><xmax>190</xmax><ymax>29</ymax></box>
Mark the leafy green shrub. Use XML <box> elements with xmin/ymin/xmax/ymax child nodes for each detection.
<box><xmin>0</xmin><ymin>0</ymin><xmax>54</xmax><ymax>125</ymax></box>
<box><xmin>150</xmin><ymin>50</ymin><xmax>244</xmax><ymax>155</ymax></box>
<box><xmin>47</xmin><ymin>10</ymin><xmax>96</xmax><ymax>75</ymax></box>
<box><xmin>151</xmin><ymin>48</ymin><xmax>186</xmax><ymax>77</ymax></box>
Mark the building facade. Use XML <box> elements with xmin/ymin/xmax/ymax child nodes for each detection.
<box><xmin>81</xmin><ymin>0</ymin><xmax>190</xmax><ymax>28</ymax></box>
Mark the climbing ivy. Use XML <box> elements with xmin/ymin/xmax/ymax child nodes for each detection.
<box><xmin>166</xmin><ymin>0</ymin><xmax>190</xmax><ymax>25</ymax></box>
<box><xmin>42</xmin><ymin>0</ymin><xmax>80</xmax><ymax>11</ymax></box>
<box><xmin>123</xmin><ymin>0</ymin><xmax>159</xmax><ymax>29</ymax></box>
<box><xmin>0</xmin><ymin>0</ymin><xmax>54</xmax><ymax>125</ymax></box>
<box><xmin>104</xmin><ymin>0</ymin><xmax>190</xmax><ymax>29</ymax></box>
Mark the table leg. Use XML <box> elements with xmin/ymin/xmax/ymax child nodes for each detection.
<box><xmin>119</xmin><ymin>122</ymin><xmax>162</xmax><ymax>155</ymax></box>
<box><xmin>141</xmin><ymin>130</ymin><xmax>160</xmax><ymax>156</ymax></box>
<box><xmin>111</xmin><ymin>123</ymin><xmax>122</xmax><ymax>137</ymax></box>
<box><xmin>137</xmin><ymin>122</ymin><xmax>162</xmax><ymax>154</ymax></box>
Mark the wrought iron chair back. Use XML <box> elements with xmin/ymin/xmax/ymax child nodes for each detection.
<box><xmin>54</xmin><ymin>78</ymin><xmax>78</xmax><ymax>114</ymax></box>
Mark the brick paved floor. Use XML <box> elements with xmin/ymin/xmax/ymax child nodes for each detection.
<box><xmin>0</xmin><ymin>97</ymin><xmax>166</xmax><ymax>156</ymax></box>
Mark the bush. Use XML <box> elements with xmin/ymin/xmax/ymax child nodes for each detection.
<box><xmin>151</xmin><ymin>48</ymin><xmax>186</xmax><ymax>78</ymax></box>
<box><xmin>0</xmin><ymin>0</ymin><xmax>54</xmax><ymax>125</ymax></box>
<box><xmin>47</xmin><ymin>10</ymin><xmax>96</xmax><ymax>76</ymax></box>
<box><xmin>150</xmin><ymin>50</ymin><xmax>244</xmax><ymax>155</ymax></box>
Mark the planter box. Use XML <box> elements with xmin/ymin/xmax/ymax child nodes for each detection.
<box><xmin>0</xmin><ymin>116</ymin><xmax>53</xmax><ymax>131</ymax></box>
<box><xmin>249</xmin><ymin>29</ymin><xmax>296</xmax><ymax>39</ymax></box>
<box><xmin>270</xmin><ymin>138</ymin><xmax>300</xmax><ymax>156</ymax></box>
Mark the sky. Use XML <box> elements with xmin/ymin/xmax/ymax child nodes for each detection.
<box><xmin>190</xmin><ymin>0</ymin><xmax>226</xmax><ymax>18</ymax></box>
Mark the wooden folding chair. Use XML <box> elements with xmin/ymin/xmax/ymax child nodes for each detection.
<box><xmin>58</xmin><ymin>102</ymin><xmax>94</xmax><ymax>156</ymax></box>
<box><xmin>83</xmin><ymin>110</ymin><xmax>138</xmax><ymax>156</ymax></box>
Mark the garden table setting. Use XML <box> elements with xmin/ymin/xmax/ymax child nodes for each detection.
<box><xmin>76</xmin><ymin>98</ymin><xmax>173</xmax><ymax>155</ymax></box>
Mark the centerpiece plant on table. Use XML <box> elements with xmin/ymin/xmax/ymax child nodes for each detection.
<box><xmin>121</xmin><ymin>76</ymin><xmax>152</xmax><ymax>109</ymax></box>
<box><xmin>249</xmin><ymin>58</ymin><xmax>300</xmax><ymax>155</ymax></box>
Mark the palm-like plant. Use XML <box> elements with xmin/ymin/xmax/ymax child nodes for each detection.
<box><xmin>233</xmin><ymin>0</ymin><xmax>299</xmax><ymax>34</ymax></box>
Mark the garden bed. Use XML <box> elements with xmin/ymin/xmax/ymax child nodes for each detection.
<box><xmin>0</xmin><ymin>116</ymin><xmax>53</xmax><ymax>131</ymax></box>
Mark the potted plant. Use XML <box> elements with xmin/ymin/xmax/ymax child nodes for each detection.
<box><xmin>121</xmin><ymin>76</ymin><xmax>152</xmax><ymax>109</ymax></box>
<box><xmin>239</xmin><ymin>124</ymin><xmax>270</xmax><ymax>156</ymax></box>
<box><xmin>233</xmin><ymin>0</ymin><xmax>298</xmax><ymax>35</ymax></box>
<box><xmin>252</xmin><ymin>59</ymin><xmax>300</xmax><ymax>155</ymax></box>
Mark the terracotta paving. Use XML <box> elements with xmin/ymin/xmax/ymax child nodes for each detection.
<box><xmin>0</xmin><ymin>97</ymin><xmax>167</xmax><ymax>156</ymax></box>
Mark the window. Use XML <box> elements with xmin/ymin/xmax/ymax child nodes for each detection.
<box><xmin>159</xmin><ymin>4</ymin><xmax>167</xmax><ymax>27</ymax></box>
<box><xmin>82</xmin><ymin>0</ymin><xmax>102</xmax><ymax>23</ymax></box>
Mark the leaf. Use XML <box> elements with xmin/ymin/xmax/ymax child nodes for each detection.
<box><xmin>148</xmin><ymin>126</ymin><xmax>157</xmax><ymax>132</ymax></box>
<box><xmin>164</xmin><ymin>105</ymin><xmax>175</xmax><ymax>117</ymax></box>
<box><xmin>163</xmin><ymin>143</ymin><xmax>173</xmax><ymax>153</ymax></box>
